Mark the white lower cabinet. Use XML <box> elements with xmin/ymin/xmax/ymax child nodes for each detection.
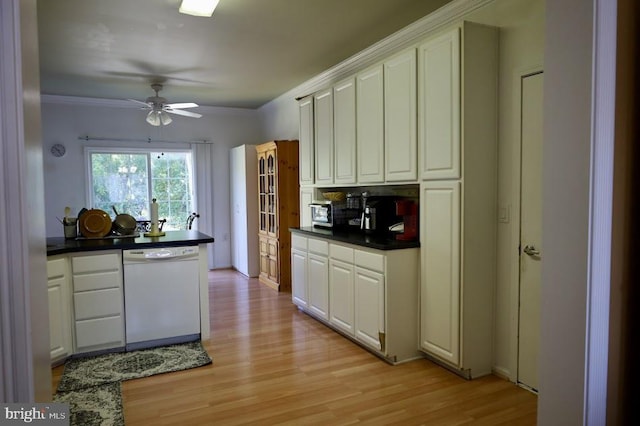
<box><xmin>71</xmin><ymin>250</ymin><xmax>125</xmax><ymax>354</ymax></box>
<box><xmin>329</xmin><ymin>244</ymin><xmax>355</xmax><ymax>335</ymax></box>
<box><xmin>308</xmin><ymin>253</ymin><xmax>329</xmax><ymax>321</ymax></box>
<box><xmin>291</xmin><ymin>233</ymin><xmax>420</xmax><ymax>363</ymax></box>
<box><xmin>47</xmin><ymin>256</ymin><xmax>72</xmax><ymax>364</ymax></box>
<box><xmin>307</xmin><ymin>238</ymin><xmax>329</xmax><ymax>321</ymax></box>
<box><xmin>291</xmin><ymin>247</ymin><xmax>308</xmax><ymax>307</ymax></box>
<box><xmin>355</xmin><ymin>266</ymin><xmax>384</xmax><ymax>351</ymax></box>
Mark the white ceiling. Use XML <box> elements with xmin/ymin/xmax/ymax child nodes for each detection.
<box><xmin>36</xmin><ymin>0</ymin><xmax>451</xmax><ymax>109</ymax></box>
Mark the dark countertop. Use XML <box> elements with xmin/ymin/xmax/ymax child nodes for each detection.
<box><xmin>46</xmin><ymin>230</ymin><xmax>215</xmax><ymax>256</ymax></box>
<box><xmin>290</xmin><ymin>227</ymin><xmax>419</xmax><ymax>251</ymax></box>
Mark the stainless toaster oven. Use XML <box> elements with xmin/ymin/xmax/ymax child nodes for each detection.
<box><xmin>310</xmin><ymin>201</ymin><xmax>347</xmax><ymax>228</ymax></box>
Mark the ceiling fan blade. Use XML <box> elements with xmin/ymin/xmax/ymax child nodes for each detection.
<box><xmin>166</xmin><ymin>109</ymin><xmax>202</xmax><ymax>118</ymax></box>
<box><xmin>165</xmin><ymin>102</ymin><xmax>199</xmax><ymax>109</ymax></box>
<box><xmin>128</xmin><ymin>99</ymin><xmax>152</xmax><ymax>108</ymax></box>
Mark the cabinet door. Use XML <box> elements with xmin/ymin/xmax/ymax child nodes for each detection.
<box><xmin>333</xmin><ymin>78</ymin><xmax>357</xmax><ymax>184</ymax></box>
<box><xmin>419</xmin><ymin>28</ymin><xmax>461</xmax><ymax>180</ymax></box>
<box><xmin>420</xmin><ymin>181</ymin><xmax>460</xmax><ymax>365</ymax></box>
<box><xmin>48</xmin><ymin>277</ymin><xmax>71</xmax><ymax>362</ymax></box>
<box><xmin>314</xmin><ymin>89</ymin><xmax>334</xmax><ymax>184</ymax></box>
<box><xmin>356</xmin><ymin>65</ymin><xmax>385</xmax><ymax>183</ymax></box>
<box><xmin>355</xmin><ymin>267</ymin><xmax>385</xmax><ymax>351</ymax></box>
<box><xmin>291</xmin><ymin>248</ymin><xmax>308</xmax><ymax>307</ymax></box>
<box><xmin>266</xmin><ymin>150</ymin><xmax>278</xmax><ymax>238</ymax></box>
<box><xmin>267</xmin><ymin>238</ymin><xmax>279</xmax><ymax>283</ymax></box>
<box><xmin>259</xmin><ymin>236</ymin><xmax>270</xmax><ymax>280</ymax></box>
<box><xmin>298</xmin><ymin>96</ymin><xmax>315</xmax><ymax>185</ymax></box>
<box><xmin>329</xmin><ymin>258</ymin><xmax>355</xmax><ymax>336</ymax></box>
<box><xmin>299</xmin><ymin>187</ymin><xmax>314</xmax><ymax>228</ymax></box>
<box><xmin>308</xmin><ymin>253</ymin><xmax>329</xmax><ymax>320</ymax></box>
<box><xmin>258</xmin><ymin>152</ymin><xmax>268</xmax><ymax>234</ymax></box>
<box><xmin>385</xmin><ymin>49</ymin><xmax>417</xmax><ymax>182</ymax></box>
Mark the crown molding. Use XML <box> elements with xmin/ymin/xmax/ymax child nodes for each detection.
<box><xmin>285</xmin><ymin>0</ymin><xmax>494</xmax><ymax>101</ymax></box>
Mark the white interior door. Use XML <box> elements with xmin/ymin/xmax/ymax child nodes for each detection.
<box><xmin>518</xmin><ymin>71</ymin><xmax>543</xmax><ymax>391</ymax></box>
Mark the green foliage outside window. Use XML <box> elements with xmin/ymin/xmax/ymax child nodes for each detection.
<box><xmin>90</xmin><ymin>150</ymin><xmax>195</xmax><ymax>230</ymax></box>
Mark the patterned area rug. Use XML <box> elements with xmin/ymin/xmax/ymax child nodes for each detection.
<box><xmin>57</xmin><ymin>340</ymin><xmax>212</xmax><ymax>391</ymax></box>
<box><xmin>54</xmin><ymin>382</ymin><xmax>124</xmax><ymax>426</ymax></box>
<box><xmin>55</xmin><ymin>341</ymin><xmax>212</xmax><ymax>425</ymax></box>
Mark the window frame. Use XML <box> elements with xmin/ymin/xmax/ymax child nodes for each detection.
<box><xmin>84</xmin><ymin>146</ymin><xmax>197</xmax><ymax>229</ymax></box>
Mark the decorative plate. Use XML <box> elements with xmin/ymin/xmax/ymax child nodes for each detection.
<box><xmin>79</xmin><ymin>209</ymin><xmax>112</xmax><ymax>238</ymax></box>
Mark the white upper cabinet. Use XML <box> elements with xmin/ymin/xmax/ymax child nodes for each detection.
<box><xmin>419</xmin><ymin>28</ymin><xmax>461</xmax><ymax>180</ymax></box>
<box><xmin>356</xmin><ymin>65</ymin><xmax>385</xmax><ymax>184</ymax></box>
<box><xmin>298</xmin><ymin>96</ymin><xmax>315</xmax><ymax>185</ymax></box>
<box><xmin>333</xmin><ymin>77</ymin><xmax>357</xmax><ymax>185</ymax></box>
<box><xmin>314</xmin><ymin>89</ymin><xmax>334</xmax><ymax>184</ymax></box>
<box><xmin>384</xmin><ymin>49</ymin><xmax>417</xmax><ymax>182</ymax></box>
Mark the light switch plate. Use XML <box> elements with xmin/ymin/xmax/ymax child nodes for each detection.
<box><xmin>498</xmin><ymin>204</ymin><xmax>510</xmax><ymax>223</ymax></box>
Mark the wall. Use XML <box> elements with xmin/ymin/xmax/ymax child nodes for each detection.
<box><xmin>41</xmin><ymin>99</ymin><xmax>262</xmax><ymax>269</ymax></box>
<box><xmin>540</xmin><ymin>0</ymin><xmax>596</xmax><ymax>421</ymax></box>
<box><xmin>258</xmin><ymin>0</ymin><xmax>545</xmax><ymax>379</ymax></box>
<box><xmin>0</xmin><ymin>0</ymin><xmax>51</xmax><ymax>402</ymax></box>
<box><xmin>466</xmin><ymin>0</ymin><xmax>545</xmax><ymax>380</ymax></box>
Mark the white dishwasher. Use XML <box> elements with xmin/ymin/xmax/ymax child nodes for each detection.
<box><xmin>123</xmin><ymin>246</ymin><xmax>201</xmax><ymax>350</ymax></box>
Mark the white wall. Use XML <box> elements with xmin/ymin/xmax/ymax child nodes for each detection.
<box><xmin>466</xmin><ymin>0</ymin><xmax>545</xmax><ymax>380</ymax></box>
<box><xmin>539</xmin><ymin>0</ymin><xmax>594</xmax><ymax>422</ymax></box>
<box><xmin>259</xmin><ymin>96</ymin><xmax>299</xmax><ymax>142</ymax></box>
<box><xmin>41</xmin><ymin>99</ymin><xmax>262</xmax><ymax>269</ymax></box>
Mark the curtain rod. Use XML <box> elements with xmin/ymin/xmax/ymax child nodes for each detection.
<box><xmin>78</xmin><ymin>135</ymin><xmax>212</xmax><ymax>145</ymax></box>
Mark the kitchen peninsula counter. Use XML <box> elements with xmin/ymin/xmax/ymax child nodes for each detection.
<box><xmin>290</xmin><ymin>227</ymin><xmax>419</xmax><ymax>251</ymax></box>
<box><xmin>46</xmin><ymin>230</ymin><xmax>214</xmax><ymax>256</ymax></box>
<box><xmin>46</xmin><ymin>230</ymin><xmax>214</xmax><ymax>362</ymax></box>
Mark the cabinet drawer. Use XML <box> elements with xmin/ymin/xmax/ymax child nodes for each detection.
<box><xmin>308</xmin><ymin>238</ymin><xmax>329</xmax><ymax>256</ymax></box>
<box><xmin>75</xmin><ymin>316</ymin><xmax>124</xmax><ymax>351</ymax></box>
<box><xmin>72</xmin><ymin>253</ymin><xmax>121</xmax><ymax>273</ymax></box>
<box><xmin>292</xmin><ymin>234</ymin><xmax>308</xmax><ymax>250</ymax></box>
<box><xmin>47</xmin><ymin>258</ymin><xmax>67</xmax><ymax>279</ymax></box>
<box><xmin>355</xmin><ymin>250</ymin><xmax>385</xmax><ymax>273</ymax></box>
<box><xmin>74</xmin><ymin>288</ymin><xmax>123</xmax><ymax>320</ymax></box>
<box><xmin>330</xmin><ymin>243</ymin><xmax>354</xmax><ymax>263</ymax></box>
<box><xmin>73</xmin><ymin>271</ymin><xmax>121</xmax><ymax>292</ymax></box>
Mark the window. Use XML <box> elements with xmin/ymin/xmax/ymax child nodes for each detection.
<box><xmin>88</xmin><ymin>149</ymin><xmax>196</xmax><ymax>230</ymax></box>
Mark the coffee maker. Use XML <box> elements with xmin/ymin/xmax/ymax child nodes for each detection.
<box><xmin>360</xmin><ymin>195</ymin><xmax>400</xmax><ymax>234</ymax></box>
<box><xmin>393</xmin><ymin>199</ymin><xmax>418</xmax><ymax>241</ymax></box>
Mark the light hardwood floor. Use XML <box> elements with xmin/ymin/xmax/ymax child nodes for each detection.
<box><xmin>53</xmin><ymin>269</ymin><xmax>537</xmax><ymax>425</ymax></box>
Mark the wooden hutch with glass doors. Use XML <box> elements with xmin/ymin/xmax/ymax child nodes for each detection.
<box><xmin>256</xmin><ymin>140</ymin><xmax>299</xmax><ymax>292</ymax></box>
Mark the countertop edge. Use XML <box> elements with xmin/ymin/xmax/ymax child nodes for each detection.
<box><xmin>46</xmin><ymin>230</ymin><xmax>215</xmax><ymax>256</ymax></box>
<box><xmin>289</xmin><ymin>227</ymin><xmax>420</xmax><ymax>251</ymax></box>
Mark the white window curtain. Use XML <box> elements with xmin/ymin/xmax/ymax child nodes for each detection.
<box><xmin>193</xmin><ymin>142</ymin><xmax>215</xmax><ymax>269</ymax></box>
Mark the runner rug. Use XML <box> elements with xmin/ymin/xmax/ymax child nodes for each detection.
<box><xmin>54</xmin><ymin>341</ymin><xmax>212</xmax><ymax>425</ymax></box>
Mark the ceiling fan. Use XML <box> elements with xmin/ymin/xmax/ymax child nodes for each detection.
<box><xmin>128</xmin><ymin>83</ymin><xmax>202</xmax><ymax>126</ymax></box>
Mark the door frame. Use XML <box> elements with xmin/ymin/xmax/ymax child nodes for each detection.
<box><xmin>508</xmin><ymin>66</ymin><xmax>544</xmax><ymax>384</ymax></box>
<box><xmin>515</xmin><ymin>70</ymin><xmax>544</xmax><ymax>391</ymax></box>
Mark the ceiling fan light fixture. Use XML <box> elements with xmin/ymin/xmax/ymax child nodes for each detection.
<box><xmin>179</xmin><ymin>0</ymin><xmax>219</xmax><ymax>17</ymax></box>
<box><xmin>146</xmin><ymin>110</ymin><xmax>161</xmax><ymax>126</ymax></box>
<box><xmin>160</xmin><ymin>111</ymin><xmax>173</xmax><ymax>126</ymax></box>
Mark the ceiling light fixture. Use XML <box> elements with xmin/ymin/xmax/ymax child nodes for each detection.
<box><xmin>179</xmin><ymin>0</ymin><xmax>220</xmax><ymax>17</ymax></box>
<box><xmin>146</xmin><ymin>110</ymin><xmax>173</xmax><ymax>127</ymax></box>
